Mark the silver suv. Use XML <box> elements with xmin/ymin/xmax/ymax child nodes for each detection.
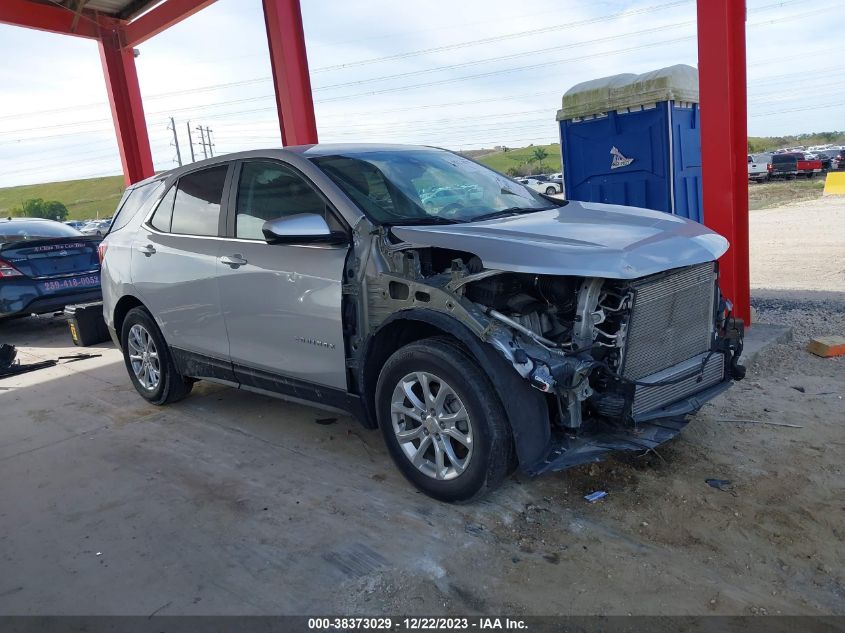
<box><xmin>101</xmin><ymin>145</ymin><xmax>744</xmax><ymax>501</ymax></box>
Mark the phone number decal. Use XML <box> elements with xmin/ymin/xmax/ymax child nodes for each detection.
<box><xmin>41</xmin><ymin>275</ymin><xmax>100</xmax><ymax>292</ymax></box>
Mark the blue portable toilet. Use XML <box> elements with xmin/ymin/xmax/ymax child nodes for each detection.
<box><xmin>557</xmin><ymin>64</ymin><xmax>702</xmax><ymax>221</ymax></box>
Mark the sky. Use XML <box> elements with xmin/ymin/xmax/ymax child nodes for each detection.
<box><xmin>0</xmin><ymin>0</ymin><xmax>838</xmax><ymax>187</ymax></box>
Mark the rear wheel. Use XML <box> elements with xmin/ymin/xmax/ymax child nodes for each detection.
<box><xmin>375</xmin><ymin>337</ymin><xmax>512</xmax><ymax>502</ymax></box>
<box><xmin>545</xmin><ymin>186</ymin><xmax>557</xmax><ymax>195</ymax></box>
<box><xmin>121</xmin><ymin>307</ymin><xmax>192</xmax><ymax>405</ymax></box>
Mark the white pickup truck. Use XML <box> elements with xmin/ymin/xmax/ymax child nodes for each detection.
<box><xmin>748</xmin><ymin>154</ymin><xmax>771</xmax><ymax>182</ymax></box>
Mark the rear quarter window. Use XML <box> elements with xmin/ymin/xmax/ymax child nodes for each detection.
<box><xmin>111</xmin><ymin>180</ymin><xmax>164</xmax><ymax>233</ymax></box>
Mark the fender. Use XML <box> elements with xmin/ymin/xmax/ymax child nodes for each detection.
<box><xmin>360</xmin><ymin>308</ymin><xmax>551</xmax><ymax>470</ymax></box>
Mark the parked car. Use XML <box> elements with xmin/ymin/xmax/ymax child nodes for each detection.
<box><xmin>798</xmin><ymin>153</ymin><xmax>823</xmax><ymax>178</ymax></box>
<box><xmin>81</xmin><ymin>219</ymin><xmax>112</xmax><ymax>237</ymax></box>
<box><xmin>420</xmin><ymin>187</ymin><xmax>464</xmax><ymax>210</ymax></box>
<box><xmin>769</xmin><ymin>153</ymin><xmax>797</xmax><ymax>178</ymax></box>
<box><xmin>747</xmin><ymin>154</ymin><xmax>771</xmax><ymax>182</ymax></box>
<box><xmin>517</xmin><ymin>178</ymin><xmax>561</xmax><ymax>195</ymax></box>
<box><xmin>0</xmin><ymin>218</ymin><xmax>101</xmax><ymax>319</ymax></box>
<box><xmin>101</xmin><ymin>145</ymin><xmax>744</xmax><ymax>502</ymax></box>
<box><xmin>814</xmin><ymin>149</ymin><xmax>841</xmax><ymax>170</ymax></box>
<box><xmin>64</xmin><ymin>220</ymin><xmax>87</xmax><ymax>230</ymax></box>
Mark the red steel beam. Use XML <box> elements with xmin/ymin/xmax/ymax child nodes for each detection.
<box><xmin>262</xmin><ymin>0</ymin><xmax>318</xmax><ymax>146</ymax></box>
<box><xmin>696</xmin><ymin>0</ymin><xmax>751</xmax><ymax>325</ymax></box>
<box><xmin>98</xmin><ymin>21</ymin><xmax>154</xmax><ymax>185</ymax></box>
<box><xmin>124</xmin><ymin>0</ymin><xmax>218</xmax><ymax>46</ymax></box>
<box><xmin>0</xmin><ymin>0</ymin><xmax>100</xmax><ymax>38</ymax></box>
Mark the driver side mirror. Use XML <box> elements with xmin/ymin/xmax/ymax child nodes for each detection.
<box><xmin>261</xmin><ymin>213</ymin><xmax>346</xmax><ymax>245</ymax></box>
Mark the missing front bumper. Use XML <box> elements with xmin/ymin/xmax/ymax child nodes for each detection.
<box><xmin>526</xmin><ymin>379</ymin><xmax>732</xmax><ymax>476</ymax></box>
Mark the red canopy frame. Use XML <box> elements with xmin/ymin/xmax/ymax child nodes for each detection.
<box><xmin>0</xmin><ymin>0</ymin><xmax>750</xmax><ymax>323</ymax></box>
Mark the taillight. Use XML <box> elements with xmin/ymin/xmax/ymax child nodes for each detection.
<box><xmin>97</xmin><ymin>242</ymin><xmax>108</xmax><ymax>265</ymax></box>
<box><xmin>767</xmin><ymin>163</ymin><xmax>773</xmax><ymax>172</ymax></box>
<box><xmin>0</xmin><ymin>258</ymin><xmax>24</xmax><ymax>278</ymax></box>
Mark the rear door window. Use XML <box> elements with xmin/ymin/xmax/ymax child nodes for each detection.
<box><xmin>169</xmin><ymin>165</ymin><xmax>228</xmax><ymax>237</ymax></box>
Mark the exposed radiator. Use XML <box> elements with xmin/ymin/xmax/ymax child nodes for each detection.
<box><xmin>632</xmin><ymin>351</ymin><xmax>724</xmax><ymax>417</ymax></box>
<box><xmin>621</xmin><ymin>262</ymin><xmax>717</xmax><ymax>381</ymax></box>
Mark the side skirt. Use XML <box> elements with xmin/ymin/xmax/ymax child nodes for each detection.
<box><xmin>234</xmin><ymin>362</ymin><xmax>365</xmax><ymax>420</ymax></box>
<box><xmin>170</xmin><ymin>347</ymin><xmax>365</xmax><ymax>420</ymax></box>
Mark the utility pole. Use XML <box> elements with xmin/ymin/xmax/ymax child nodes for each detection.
<box><xmin>196</xmin><ymin>124</ymin><xmax>208</xmax><ymax>159</ymax></box>
<box><xmin>168</xmin><ymin>117</ymin><xmax>182</xmax><ymax>166</ymax></box>
<box><xmin>186</xmin><ymin>120</ymin><xmax>195</xmax><ymax>162</ymax></box>
<box><xmin>206</xmin><ymin>127</ymin><xmax>215</xmax><ymax>157</ymax></box>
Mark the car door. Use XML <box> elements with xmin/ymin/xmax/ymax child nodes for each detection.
<box><xmin>216</xmin><ymin>159</ymin><xmax>350</xmax><ymax>391</ymax></box>
<box><xmin>131</xmin><ymin>163</ymin><xmax>234</xmax><ymax>377</ymax></box>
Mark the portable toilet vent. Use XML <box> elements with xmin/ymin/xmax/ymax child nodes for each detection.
<box><xmin>557</xmin><ymin>64</ymin><xmax>702</xmax><ymax>221</ymax></box>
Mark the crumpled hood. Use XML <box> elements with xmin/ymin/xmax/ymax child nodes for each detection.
<box><xmin>391</xmin><ymin>200</ymin><xmax>728</xmax><ymax>279</ymax></box>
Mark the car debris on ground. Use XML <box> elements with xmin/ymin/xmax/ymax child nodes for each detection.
<box><xmin>0</xmin><ymin>344</ymin><xmax>57</xmax><ymax>378</ymax></box>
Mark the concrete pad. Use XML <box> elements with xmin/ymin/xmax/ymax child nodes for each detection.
<box><xmin>0</xmin><ymin>313</ymin><xmax>833</xmax><ymax>617</ymax></box>
<box><xmin>741</xmin><ymin>322</ymin><xmax>792</xmax><ymax>367</ymax></box>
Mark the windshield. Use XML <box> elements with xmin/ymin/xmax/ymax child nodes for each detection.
<box><xmin>310</xmin><ymin>148</ymin><xmax>561</xmax><ymax>225</ymax></box>
<box><xmin>0</xmin><ymin>220</ymin><xmax>82</xmax><ymax>244</ymax></box>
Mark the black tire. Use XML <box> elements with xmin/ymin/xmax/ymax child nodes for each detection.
<box><xmin>121</xmin><ymin>306</ymin><xmax>192</xmax><ymax>405</ymax></box>
<box><xmin>375</xmin><ymin>337</ymin><xmax>512</xmax><ymax>502</ymax></box>
<box><xmin>545</xmin><ymin>186</ymin><xmax>557</xmax><ymax>195</ymax></box>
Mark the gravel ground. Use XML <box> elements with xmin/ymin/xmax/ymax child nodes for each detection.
<box><xmin>336</xmin><ymin>199</ymin><xmax>845</xmax><ymax>616</ymax></box>
<box><xmin>335</xmin><ymin>291</ymin><xmax>845</xmax><ymax>616</ymax></box>
<box><xmin>1</xmin><ymin>198</ymin><xmax>842</xmax><ymax>617</ymax></box>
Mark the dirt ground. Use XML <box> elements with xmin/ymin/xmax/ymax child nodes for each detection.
<box><xmin>749</xmin><ymin>194</ymin><xmax>845</xmax><ymax>294</ymax></box>
<box><xmin>0</xmin><ymin>198</ymin><xmax>843</xmax><ymax>617</ymax></box>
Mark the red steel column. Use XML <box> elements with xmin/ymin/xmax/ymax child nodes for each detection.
<box><xmin>696</xmin><ymin>0</ymin><xmax>751</xmax><ymax>324</ymax></box>
<box><xmin>262</xmin><ymin>0</ymin><xmax>318</xmax><ymax>146</ymax></box>
<box><xmin>98</xmin><ymin>22</ymin><xmax>154</xmax><ymax>185</ymax></box>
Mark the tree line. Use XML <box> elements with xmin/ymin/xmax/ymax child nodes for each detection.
<box><xmin>9</xmin><ymin>198</ymin><xmax>69</xmax><ymax>221</ymax></box>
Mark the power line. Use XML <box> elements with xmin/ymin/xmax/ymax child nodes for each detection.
<box><xmin>0</xmin><ymin>5</ymin><xmax>825</xmax><ymax>129</ymax></box>
<box><xmin>310</xmin><ymin>0</ymin><xmax>693</xmax><ymax>73</ymax></box>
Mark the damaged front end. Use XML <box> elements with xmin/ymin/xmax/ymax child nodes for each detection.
<box><xmin>350</xmin><ymin>228</ymin><xmax>745</xmax><ymax>475</ymax></box>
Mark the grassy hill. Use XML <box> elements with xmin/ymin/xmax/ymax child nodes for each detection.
<box><xmin>0</xmin><ymin>175</ymin><xmax>125</xmax><ymax>221</ymax></box>
<box><xmin>0</xmin><ymin>132</ymin><xmax>835</xmax><ymax>221</ymax></box>
<box><xmin>471</xmin><ymin>143</ymin><xmax>561</xmax><ymax>175</ymax></box>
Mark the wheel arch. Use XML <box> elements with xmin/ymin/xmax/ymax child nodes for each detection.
<box><xmin>359</xmin><ymin>309</ymin><xmax>551</xmax><ymax>468</ymax></box>
<box><xmin>112</xmin><ymin>294</ymin><xmax>146</xmax><ymax>345</ymax></box>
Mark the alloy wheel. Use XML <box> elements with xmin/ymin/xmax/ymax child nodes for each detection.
<box><xmin>127</xmin><ymin>324</ymin><xmax>161</xmax><ymax>391</ymax></box>
<box><xmin>390</xmin><ymin>371</ymin><xmax>473</xmax><ymax>480</ymax></box>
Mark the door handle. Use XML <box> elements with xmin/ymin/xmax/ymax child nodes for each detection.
<box><xmin>137</xmin><ymin>244</ymin><xmax>156</xmax><ymax>256</ymax></box>
<box><xmin>220</xmin><ymin>254</ymin><xmax>248</xmax><ymax>268</ymax></box>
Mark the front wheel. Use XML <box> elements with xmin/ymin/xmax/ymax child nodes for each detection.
<box><xmin>545</xmin><ymin>186</ymin><xmax>557</xmax><ymax>195</ymax></box>
<box><xmin>375</xmin><ymin>337</ymin><xmax>513</xmax><ymax>502</ymax></box>
<box><xmin>121</xmin><ymin>307</ymin><xmax>192</xmax><ymax>405</ymax></box>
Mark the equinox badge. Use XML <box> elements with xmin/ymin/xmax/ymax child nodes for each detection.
<box><xmin>296</xmin><ymin>336</ymin><xmax>336</xmax><ymax>350</ymax></box>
